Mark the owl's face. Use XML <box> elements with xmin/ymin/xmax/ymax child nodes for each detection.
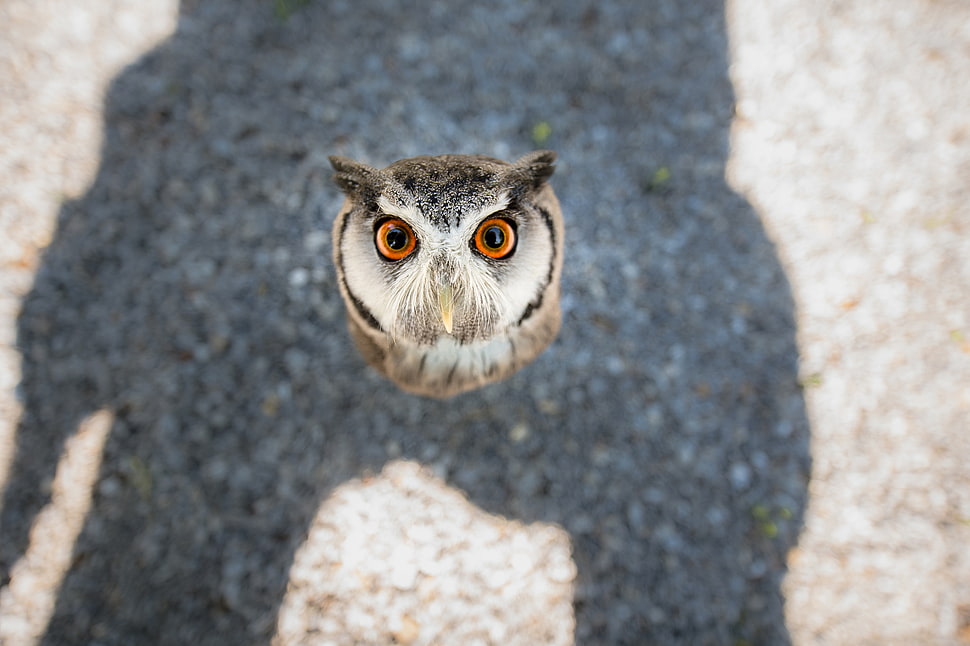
<box><xmin>331</xmin><ymin>153</ymin><xmax>560</xmax><ymax>347</ymax></box>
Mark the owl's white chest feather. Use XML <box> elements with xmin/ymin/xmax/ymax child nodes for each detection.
<box><xmin>388</xmin><ymin>333</ymin><xmax>517</xmax><ymax>394</ymax></box>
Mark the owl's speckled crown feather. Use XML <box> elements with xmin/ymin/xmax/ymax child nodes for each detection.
<box><xmin>331</xmin><ymin>151</ymin><xmax>554</xmax><ymax>206</ymax></box>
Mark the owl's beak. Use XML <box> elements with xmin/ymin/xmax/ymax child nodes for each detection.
<box><xmin>437</xmin><ymin>282</ymin><xmax>455</xmax><ymax>334</ymax></box>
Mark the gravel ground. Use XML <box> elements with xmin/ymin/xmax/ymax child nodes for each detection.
<box><xmin>0</xmin><ymin>1</ymin><xmax>967</xmax><ymax>645</ymax></box>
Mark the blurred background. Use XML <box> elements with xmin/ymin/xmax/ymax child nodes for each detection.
<box><xmin>0</xmin><ymin>1</ymin><xmax>967</xmax><ymax>645</ymax></box>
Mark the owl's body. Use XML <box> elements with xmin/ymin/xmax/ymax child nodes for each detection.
<box><xmin>330</xmin><ymin>152</ymin><xmax>563</xmax><ymax>398</ymax></box>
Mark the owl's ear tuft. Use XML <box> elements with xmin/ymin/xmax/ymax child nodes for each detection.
<box><xmin>329</xmin><ymin>156</ymin><xmax>380</xmax><ymax>196</ymax></box>
<box><xmin>510</xmin><ymin>150</ymin><xmax>557</xmax><ymax>190</ymax></box>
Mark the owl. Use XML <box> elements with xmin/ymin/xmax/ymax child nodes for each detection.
<box><xmin>329</xmin><ymin>151</ymin><xmax>564</xmax><ymax>398</ymax></box>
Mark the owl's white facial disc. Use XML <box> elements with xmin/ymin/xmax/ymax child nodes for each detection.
<box><xmin>338</xmin><ymin>174</ymin><xmax>557</xmax><ymax>347</ymax></box>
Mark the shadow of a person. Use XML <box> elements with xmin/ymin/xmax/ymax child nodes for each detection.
<box><xmin>1</xmin><ymin>1</ymin><xmax>810</xmax><ymax>644</ymax></box>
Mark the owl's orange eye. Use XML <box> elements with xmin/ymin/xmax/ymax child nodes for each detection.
<box><xmin>473</xmin><ymin>218</ymin><xmax>516</xmax><ymax>259</ymax></box>
<box><xmin>375</xmin><ymin>218</ymin><xmax>417</xmax><ymax>261</ymax></box>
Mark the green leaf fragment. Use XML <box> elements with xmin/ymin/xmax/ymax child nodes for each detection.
<box><xmin>759</xmin><ymin>522</ymin><xmax>778</xmax><ymax>538</ymax></box>
<box><xmin>751</xmin><ymin>504</ymin><xmax>771</xmax><ymax>521</ymax></box>
<box><xmin>531</xmin><ymin>121</ymin><xmax>552</xmax><ymax>145</ymax></box>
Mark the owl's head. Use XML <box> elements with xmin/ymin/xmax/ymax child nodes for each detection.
<box><xmin>329</xmin><ymin>151</ymin><xmax>561</xmax><ymax>347</ymax></box>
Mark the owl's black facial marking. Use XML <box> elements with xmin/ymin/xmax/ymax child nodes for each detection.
<box><xmin>514</xmin><ymin>203</ymin><xmax>558</xmax><ymax>326</ymax></box>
